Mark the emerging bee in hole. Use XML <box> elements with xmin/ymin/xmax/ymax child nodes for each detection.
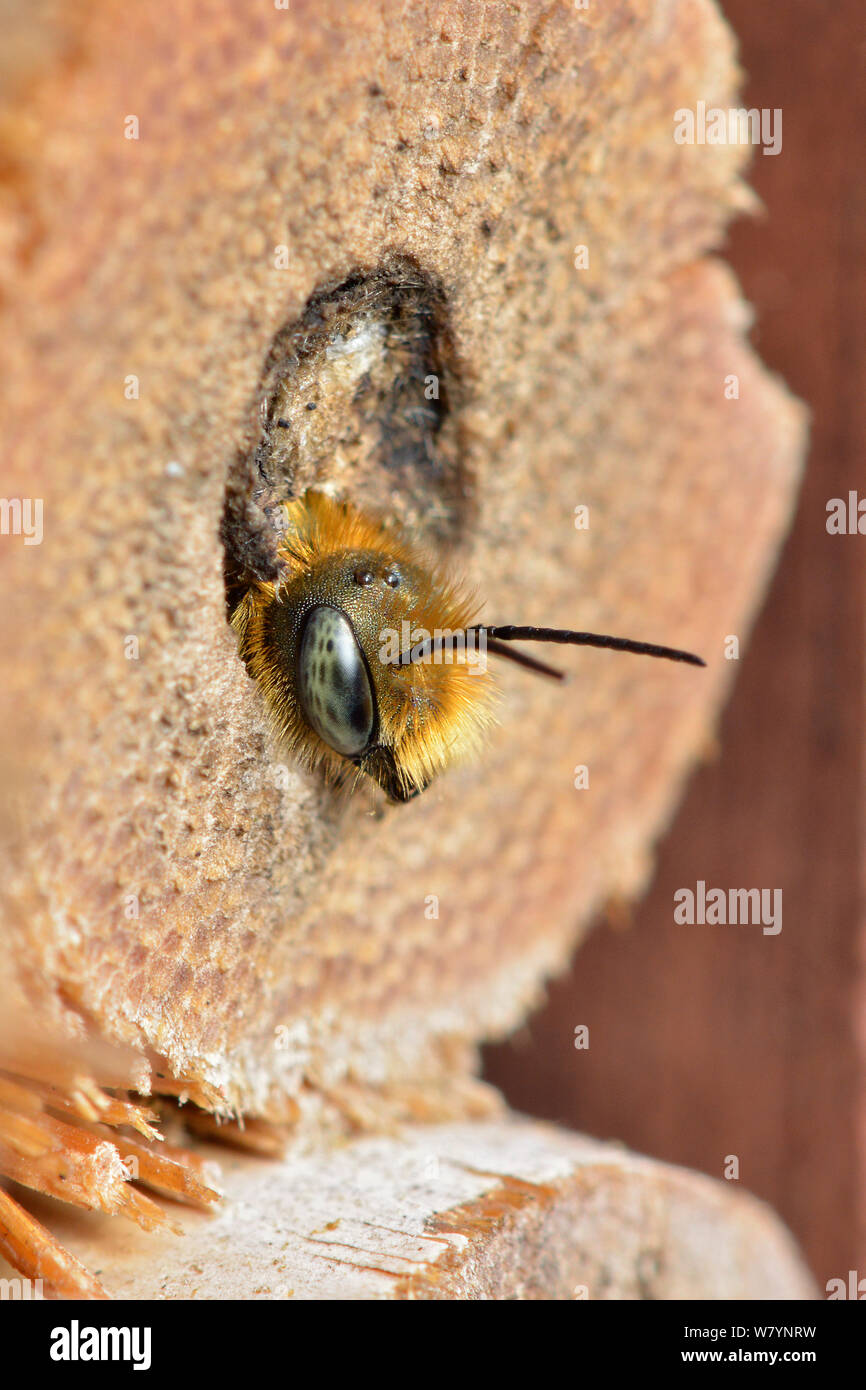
<box><xmin>232</xmin><ymin>491</ymin><xmax>705</xmax><ymax>803</ymax></box>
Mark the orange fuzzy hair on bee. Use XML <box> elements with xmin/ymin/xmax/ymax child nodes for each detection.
<box><xmin>231</xmin><ymin>491</ymin><xmax>500</xmax><ymax>801</ymax></box>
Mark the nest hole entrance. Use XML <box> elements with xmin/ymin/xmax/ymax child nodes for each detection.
<box><xmin>221</xmin><ymin>257</ymin><xmax>469</xmax><ymax>618</ymax></box>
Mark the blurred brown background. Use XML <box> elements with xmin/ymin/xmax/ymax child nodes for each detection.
<box><xmin>485</xmin><ymin>0</ymin><xmax>865</xmax><ymax>1291</ymax></box>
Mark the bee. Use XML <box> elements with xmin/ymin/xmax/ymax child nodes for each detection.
<box><xmin>232</xmin><ymin>491</ymin><xmax>705</xmax><ymax>802</ymax></box>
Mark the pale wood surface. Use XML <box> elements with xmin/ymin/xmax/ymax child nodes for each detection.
<box><xmin>0</xmin><ymin>1117</ymin><xmax>816</xmax><ymax>1300</ymax></box>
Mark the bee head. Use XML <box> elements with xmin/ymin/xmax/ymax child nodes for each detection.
<box><xmin>233</xmin><ymin>495</ymin><xmax>497</xmax><ymax>801</ymax></box>
<box><xmin>232</xmin><ymin>491</ymin><xmax>704</xmax><ymax>803</ymax></box>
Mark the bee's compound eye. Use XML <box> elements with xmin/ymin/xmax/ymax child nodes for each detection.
<box><xmin>297</xmin><ymin>607</ymin><xmax>375</xmax><ymax>757</ymax></box>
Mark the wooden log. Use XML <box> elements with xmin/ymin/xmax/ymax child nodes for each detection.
<box><xmin>0</xmin><ymin>1116</ymin><xmax>816</xmax><ymax>1300</ymax></box>
<box><xmin>0</xmin><ymin>0</ymin><xmax>809</xmax><ymax>1296</ymax></box>
<box><xmin>0</xmin><ymin>0</ymin><xmax>805</xmax><ymax>1122</ymax></box>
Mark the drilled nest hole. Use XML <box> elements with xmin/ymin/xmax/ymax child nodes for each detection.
<box><xmin>221</xmin><ymin>255</ymin><xmax>470</xmax><ymax>618</ymax></box>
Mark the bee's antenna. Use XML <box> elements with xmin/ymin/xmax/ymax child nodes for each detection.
<box><xmin>483</xmin><ymin>638</ymin><xmax>566</xmax><ymax>680</ymax></box>
<box><xmin>481</xmin><ymin>626</ymin><xmax>706</xmax><ymax>668</ymax></box>
<box><xmin>400</xmin><ymin>626</ymin><xmax>705</xmax><ymax>677</ymax></box>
